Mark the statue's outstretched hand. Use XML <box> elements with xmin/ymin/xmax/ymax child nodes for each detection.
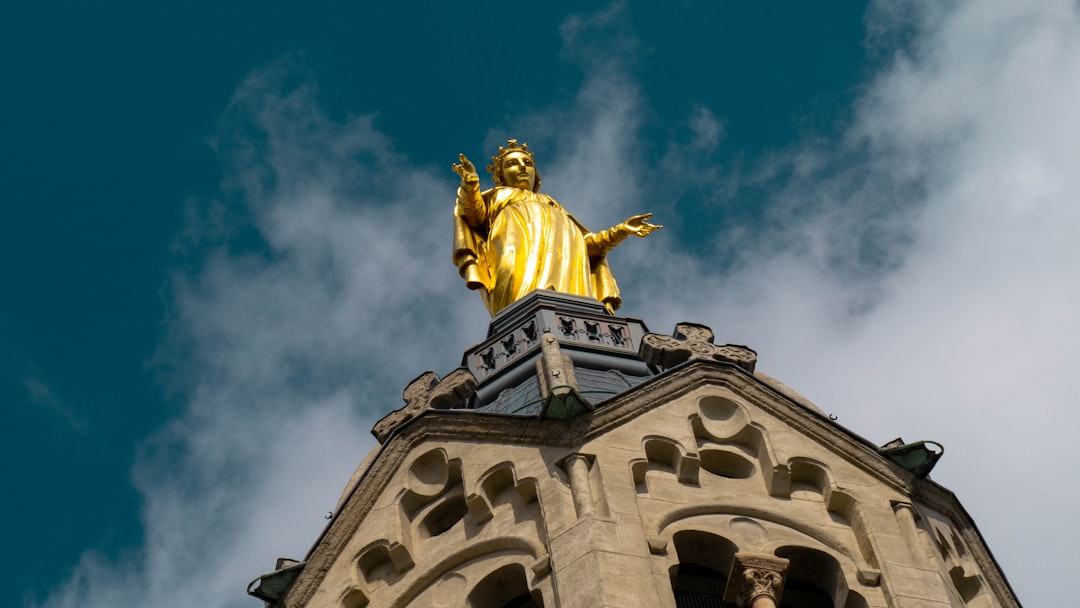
<box><xmin>453</xmin><ymin>154</ymin><xmax>480</xmax><ymax>190</ymax></box>
<box><xmin>623</xmin><ymin>213</ymin><xmax>662</xmax><ymax>237</ymax></box>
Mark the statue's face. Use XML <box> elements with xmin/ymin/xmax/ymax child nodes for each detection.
<box><xmin>500</xmin><ymin>151</ymin><xmax>536</xmax><ymax>191</ymax></box>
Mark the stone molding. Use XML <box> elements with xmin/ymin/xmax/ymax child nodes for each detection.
<box><xmin>465</xmin><ymin>304</ymin><xmax>643</xmax><ymax>383</ymax></box>
<box><xmin>279</xmin><ymin>360</ymin><xmax>1019</xmax><ymax>607</ymax></box>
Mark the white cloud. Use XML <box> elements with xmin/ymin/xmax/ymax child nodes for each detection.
<box><xmin>35</xmin><ymin>64</ymin><xmax>488</xmax><ymax>608</ymax></box>
<box><xmin>631</xmin><ymin>1</ymin><xmax>1080</xmax><ymax>604</ymax></box>
<box><xmin>37</xmin><ymin>1</ymin><xmax>1077</xmax><ymax>606</ymax></box>
<box><xmin>33</xmin><ymin>13</ymin><xmax>652</xmax><ymax>607</ymax></box>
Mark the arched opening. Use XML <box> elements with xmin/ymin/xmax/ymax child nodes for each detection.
<box><xmin>774</xmin><ymin>546</ymin><xmax>847</xmax><ymax>608</ymax></box>
<box><xmin>670</xmin><ymin>531</ymin><xmax>737</xmax><ymax>607</ymax></box>
<box><xmin>356</xmin><ymin>545</ymin><xmax>395</xmax><ymax>585</ymax></box>
<box><xmin>789</xmin><ymin>460</ymin><xmax>830</xmax><ymax>502</ymax></box>
<box><xmin>340</xmin><ymin>588</ymin><xmax>369</xmax><ymax>608</ymax></box>
<box><xmin>699</xmin><ymin>448</ymin><xmax>755</xmax><ymax>479</ymax></box>
<box><xmin>419</xmin><ymin>495</ymin><xmax>468</xmax><ymax>537</ymax></box>
<box><xmin>467</xmin><ymin>563</ymin><xmax>542</xmax><ymax>608</ymax></box>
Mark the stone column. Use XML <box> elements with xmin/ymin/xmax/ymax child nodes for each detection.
<box><xmin>894</xmin><ymin>502</ymin><xmax>931</xmax><ymax>568</ymax></box>
<box><xmin>723</xmin><ymin>553</ymin><xmax>789</xmax><ymax>608</ymax></box>
<box><xmin>564</xmin><ymin>454</ymin><xmax>595</xmax><ymax>518</ymax></box>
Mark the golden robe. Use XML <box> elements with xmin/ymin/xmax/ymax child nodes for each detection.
<box><xmin>453</xmin><ymin>186</ymin><xmax>622</xmax><ymax>316</ymax></box>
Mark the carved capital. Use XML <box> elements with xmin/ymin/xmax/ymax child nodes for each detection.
<box><xmin>371</xmin><ymin>369</ymin><xmax>478</xmax><ymax>443</ymax></box>
<box><xmin>724</xmin><ymin>553</ymin><xmax>789</xmax><ymax>608</ymax></box>
<box><xmin>742</xmin><ymin>568</ymin><xmax>784</xmax><ymax>606</ymax></box>
<box><xmin>639</xmin><ymin>322</ymin><xmax>757</xmax><ymax>372</ymax></box>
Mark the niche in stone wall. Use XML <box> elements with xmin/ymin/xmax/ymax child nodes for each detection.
<box><xmin>631</xmin><ymin>436</ymin><xmax>700</xmax><ymax>496</ymax></box>
<box><xmin>691</xmin><ymin>394</ymin><xmax>788</xmax><ymax>496</ymax></box>
<box><xmin>401</xmin><ymin>449</ymin><xmax>463</xmax><ymax>516</ymax></box>
<box><xmin>466</xmin><ymin>563</ymin><xmax>543</xmax><ymax>608</ymax></box>
<box><xmin>421</xmin><ymin>495</ymin><xmax>469</xmax><ymax>538</ymax></box>
<box><xmin>789</xmin><ymin>459</ymin><xmax>831</xmax><ymax>502</ymax></box>
<box><xmin>398</xmin><ymin>448</ymin><xmax>468</xmax><ymax>539</ymax></box>
<box><xmin>669</xmin><ymin>530</ymin><xmax>737</xmax><ymax>606</ymax></box>
<box><xmin>355</xmin><ymin>540</ymin><xmax>414</xmax><ymax>587</ymax></box>
<box><xmin>339</xmin><ymin>587</ymin><xmax>369</xmax><ymax>608</ymax></box>
<box><xmin>480</xmin><ymin>463</ymin><xmax>538</xmax><ymax>518</ymax></box>
<box><xmin>933</xmin><ymin>526</ymin><xmax>984</xmax><ymax>604</ymax></box>
<box><xmin>459</xmin><ymin>462</ymin><xmax>543</xmax><ymax>535</ymax></box>
<box><xmin>773</xmin><ymin>545</ymin><xmax>868</xmax><ymax>608</ymax></box>
<box><xmin>699</xmin><ymin>447</ymin><xmax>755</xmax><ymax>479</ymax></box>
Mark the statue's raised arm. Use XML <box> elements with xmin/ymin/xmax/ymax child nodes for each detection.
<box><xmin>623</xmin><ymin>213</ymin><xmax>663</xmax><ymax>237</ymax></box>
<box><xmin>452</xmin><ymin>138</ymin><xmax>660</xmax><ymax>316</ymax></box>
<box><xmin>452</xmin><ymin>154</ymin><xmax>480</xmax><ymax>191</ymax></box>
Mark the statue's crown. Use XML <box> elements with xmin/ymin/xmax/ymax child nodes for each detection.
<box><xmin>486</xmin><ymin>139</ymin><xmax>534</xmax><ymax>181</ymax></box>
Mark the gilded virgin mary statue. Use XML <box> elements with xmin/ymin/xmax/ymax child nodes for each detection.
<box><xmin>453</xmin><ymin>139</ymin><xmax>661</xmax><ymax>316</ymax></box>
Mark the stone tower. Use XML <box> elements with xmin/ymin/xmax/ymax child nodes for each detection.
<box><xmin>248</xmin><ymin>291</ymin><xmax>1020</xmax><ymax>607</ymax></box>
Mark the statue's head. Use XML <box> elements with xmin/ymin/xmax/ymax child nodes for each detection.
<box><xmin>487</xmin><ymin>139</ymin><xmax>542</xmax><ymax>191</ymax></box>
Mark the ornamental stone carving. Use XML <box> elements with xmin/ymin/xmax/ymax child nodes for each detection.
<box><xmin>639</xmin><ymin>322</ymin><xmax>757</xmax><ymax>372</ymax></box>
<box><xmin>724</xmin><ymin>553</ymin><xmax>789</xmax><ymax>608</ymax></box>
<box><xmin>372</xmin><ymin>369</ymin><xmax>478</xmax><ymax>443</ymax></box>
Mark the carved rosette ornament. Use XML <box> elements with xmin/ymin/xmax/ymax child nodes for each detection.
<box><xmin>724</xmin><ymin>553</ymin><xmax>789</xmax><ymax>608</ymax></box>
<box><xmin>639</xmin><ymin>322</ymin><xmax>757</xmax><ymax>372</ymax></box>
<box><xmin>371</xmin><ymin>369</ymin><xmax>478</xmax><ymax>443</ymax></box>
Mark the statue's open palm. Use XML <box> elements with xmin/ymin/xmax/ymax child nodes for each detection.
<box><xmin>453</xmin><ymin>154</ymin><xmax>480</xmax><ymax>188</ymax></box>
<box><xmin>624</xmin><ymin>213</ymin><xmax>662</xmax><ymax>237</ymax></box>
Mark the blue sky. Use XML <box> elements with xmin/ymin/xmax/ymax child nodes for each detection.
<box><xmin>4</xmin><ymin>1</ymin><xmax>1077</xmax><ymax>606</ymax></box>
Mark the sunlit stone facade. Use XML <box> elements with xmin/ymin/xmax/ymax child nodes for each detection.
<box><xmin>251</xmin><ymin>291</ymin><xmax>1018</xmax><ymax>608</ymax></box>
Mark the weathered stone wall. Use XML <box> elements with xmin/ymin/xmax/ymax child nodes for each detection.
<box><xmin>281</xmin><ymin>364</ymin><xmax>1016</xmax><ymax>608</ymax></box>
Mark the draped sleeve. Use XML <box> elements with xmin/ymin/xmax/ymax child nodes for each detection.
<box><xmin>453</xmin><ymin>187</ymin><xmax>494</xmax><ymax>292</ymax></box>
<box><xmin>453</xmin><ymin>187</ymin><xmax>623</xmax><ymax>315</ymax></box>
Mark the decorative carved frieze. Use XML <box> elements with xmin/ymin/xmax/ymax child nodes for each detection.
<box><xmin>471</xmin><ymin>318</ymin><xmax>543</xmax><ymax>377</ymax></box>
<box><xmin>468</xmin><ymin>312</ymin><xmax>637</xmax><ymax>381</ymax></box>
<box><xmin>371</xmin><ymin>369</ymin><xmax>478</xmax><ymax>443</ymax></box>
<box><xmin>555</xmin><ymin>315</ymin><xmax>633</xmax><ymax>346</ymax></box>
<box><xmin>640</xmin><ymin>322</ymin><xmax>757</xmax><ymax>372</ymax></box>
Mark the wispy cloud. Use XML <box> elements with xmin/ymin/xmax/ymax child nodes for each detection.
<box><xmin>35</xmin><ymin>62</ymin><xmax>483</xmax><ymax>608</ymax></box>
<box><xmin>36</xmin><ymin>1</ymin><xmax>1077</xmax><ymax>606</ymax></box>
<box><xmin>32</xmin><ymin>12</ymin><xmax>654</xmax><ymax>607</ymax></box>
<box><xmin>22</xmin><ymin>369</ymin><xmax>89</xmax><ymax>433</ymax></box>
<box><xmin>632</xmin><ymin>2</ymin><xmax>1080</xmax><ymax>605</ymax></box>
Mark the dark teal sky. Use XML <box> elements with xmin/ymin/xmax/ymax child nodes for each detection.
<box><xmin>5</xmin><ymin>1</ymin><xmax>1072</xmax><ymax>606</ymax></box>
<box><xmin>0</xmin><ymin>3</ymin><xmax>864</xmax><ymax>600</ymax></box>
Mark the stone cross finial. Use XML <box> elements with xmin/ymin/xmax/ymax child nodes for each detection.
<box><xmin>371</xmin><ymin>368</ymin><xmax>478</xmax><ymax>443</ymax></box>
<box><xmin>639</xmin><ymin>322</ymin><xmax>757</xmax><ymax>372</ymax></box>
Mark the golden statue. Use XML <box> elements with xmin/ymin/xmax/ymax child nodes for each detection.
<box><xmin>453</xmin><ymin>139</ymin><xmax>661</xmax><ymax>316</ymax></box>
